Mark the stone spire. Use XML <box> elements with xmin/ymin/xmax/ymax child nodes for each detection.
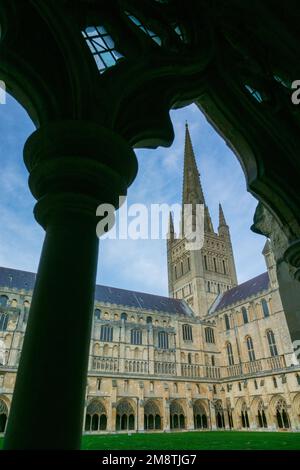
<box><xmin>168</xmin><ymin>211</ymin><xmax>175</xmax><ymax>242</ymax></box>
<box><xmin>218</xmin><ymin>202</ymin><xmax>228</xmax><ymax>228</ymax></box>
<box><xmin>182</xmin><ymin>122</ymin><xmax>214</xmax><ymax>233</ymax></box>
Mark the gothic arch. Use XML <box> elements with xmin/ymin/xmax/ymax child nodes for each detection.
<box><xmin>0</xmin><ymin>397</ymin><xmax>9</xmax><ymax>433</ymax></box>
<box><xmin>170</xmin><ymin>400</ymin><xmax>186</xmax><ymax>430</ymax></box>
<box><xmin>269</xmin><ymin>395</ymin><xmax>291</xmax><ymax>429</ymax></box>
<box><xmin>193</xmin><ymin>400</ymin><xmax>208</xmax><ymax>429</ymax></box>
<box><xmin>144</xmin><ymin>400</ymin><xmax>162</xmax><ymax>431</ymax></box>
<box><xmin>85</xmin><ymin>399</ymin><xmax>107</xmax><ymax>432</ymax></box>
<box><xmin>116</xmin><ymin>399</ymin><xmax>136</xmax><ymax>431</ymax></box>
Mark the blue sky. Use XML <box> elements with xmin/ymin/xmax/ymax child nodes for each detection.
<box><xmin>0</xmin><ymin>95</ymin><xmax>267</xmax><ymax>296</ymax></box>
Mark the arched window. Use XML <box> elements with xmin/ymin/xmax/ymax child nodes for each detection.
<box><xmin>0</xmin><ymin>313</ymin><xmax>8</xmax><ymax>331</ymax></box>
<box><xmin>213</xmin><ymin>258</ymin><xmax>217</xmax><ymax>272</ymax></box>
<box><xmin>223</xmin><ymin>260</ymin><xmax>227</xmax><ymax>274</ymax></box>
<box><xmin>182</xmin><ymin>324</ymin><xmax>193</xmax><ymax>341</ymax></box>
<box><xmin>266</xmin><ymin>330</ymin><xmax>278</xmax><ymax>357</ymax></box>
<box><xmin>276</xmin><ymin>399</ymin><xmax>290</xmax><ymax>429</ymax></box>
<box><xmin>144</xmin><ymin>400</ymin><xmax>161</xmax><ymax>430</ymax></box>
<box><xmin>0</xmin><ymin>296</ymin><xmax>8</xmax><ymax>308</ymax></box>
<box><xmin>121</xmin><ymin>312</ymin><xmax>127</xmax><ymax>321</ymax></box>
<box><xmin>241</xmin><ymin>402</ymin><xmax>250</xmax><ymax>428</ymax></box>
<box><xmin>262</xmin><ymin>299</ymin><xmax>270</xmax><ymax>318</ymax></box>
<box><xmin>170</xmin><ymin>401</ymin><xmax>185</xmax><ymax>429</ymax></box>
<box><xmin>85</xmin><ymin>400</ymin><xmax>107</xmax><ymax>432</ymax></box>
<box><xmin>215</xmin><ymin>401</ymin><xmax>225</xmax><ymax>429</ymax></box>
<box><xmin>100</xmin><ymin>325</ymin><xmax>113</xmax><ymax>342</ymax></box>
<box><xmin>0</xmin><ymin>399</ymin><xmax>8</xmax><ymax>433</ymax></box>
<box><xmin>205</xmin><ymin>327</ymin><xmax>215</xmax><ymax>344</ymax></box>
<box><xmin>193</xmin><ymin>401</ymin><xmax>208</xmax><ymax>429</ymax></box>
<box><xmin>158</xmin><ymin>331</ymin><xmax>169</xmax><ymax>349</ymax></box>
<box><xmin>257</xmin><ymin>400</ymin><xmax>268</xmax><ymax>428</ymax></box>
<box><xmin>226</xmin><ymin>342</ymin><xmax>234</xmax><ymax>366</ymax></box>
<box><xmin>204</xmin><ymin>255</ymin><xmax>208</xmax><ymax>270</ymax></box>
<box><xmin>188</xmin><ymin>353</ymin><xmax>192</xmax><ymax>364</ymax></box>
<box><xmin>174</xmin><ymin>265</ymin><xmax>177</xmax><ymax>279</ymax></box>
<box><xmin>207</xmin><ymin>281</ymin><xmax>210</xmax><ymax>292</ymax></box>
<box><xmin>246</xmin><ymin>336</ymin><xmax>256</xmax><ymax>362</ymax></box>
<box><xmin>116</xmin><ymin>400</ymin><xmax>135</xmax><ymax>431</ymax></box>
<box><xmin>187</xmin><ymin>257</ymin><xmax>190</xmax><ymax>271</ymax></box>
<box><xmin>211</xmin><ymin>355</ymin><xmax>215</xmax><ymax>366</ymax></box>
<box><xmin>217</xmin><ymin>283</ymin><xmax>220</xmax><ymax>294</ymax></box>
<box><xmin>242</xmin><ymin>307</ymin><xmax>248</xmax><ymax>324</ymax></box>
<box><xmin>224</xmin><ymin>314</ymin><xmax>230</xmax><ymax>331</ymax></box>
<box><xmin>131</xmin><ymin>329</ymin><xmax>142</xmax><ymax>345</ymax></box>
<box><xmin>94</xmin><ymin>308</ymin><xmax>101</xmax><ymax>320</ymax></box>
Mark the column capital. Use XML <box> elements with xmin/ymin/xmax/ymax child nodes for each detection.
<box><xmin>284</xmin><ymin>240</ymin><xmax>300</xmax><ymax>281</ymax></box>
<box><xmin>23</xmin><ymin>121</ymin><xmax>138</xmax><ymax>228</ymax></box>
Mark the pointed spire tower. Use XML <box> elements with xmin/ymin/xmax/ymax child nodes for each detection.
<box><xmin>182</xmin><ymin>122</ymin><xmax>214</xmax><ymax>234</ymax></box>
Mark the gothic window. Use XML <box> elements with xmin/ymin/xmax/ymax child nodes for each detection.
<box><xmin>0</xmin><ymin>399</ymin><xmax>8</xmax><ymax>433</ymax></box>
<box><xmin>121</xmin><ymin>312</ymin><xmax>127</xmax><ymax>321</ymax></box>
<box><xmin>275</xmin><ymin>398</ymin><xmax>290</xmax><ymax>429</ymax></box>
<box><xmin>125</xmin><ymin>11</ymin><xmax>162</xmax><ymax>46</ymax></box>
<box><xmin>213</xmin><ymin>258</ymin><xmax>217</xmax><ymax>272</ymax></box>
<box><xmin>217</xmin><ymin>283</ymin><xmax>220</xmax><ymax>294</ymax></box>
<box><xmin>82</xmin><ymin>26</ymin><xmax>124</xmax><ymax>74</ymax></box>
<box><xmin>241</xmin><ymin>402</ymin><xmax>250</xmax><ymax>428</ymax></box>
<box><xmin>158</xmin><ymin>331</ymin><xmax>169</xmax><ymax>349</ymax></box>
<box><xmin>242</xmin><ymin>307</ymin><xmax>249</xmax><ymax>324</ymax></box>
<box><xmin>188</xmin><ymin>353</ymin><xmax>192</xmax><ymax>364</ymax></box>
<box><xmin>85</xmin><ymin>400</ymin><xmax>107</xmax><ymax>432</ymax></box>
<box><xmin>182</xmin><ymin>324</ymin><xmax>193</xmax><ymax>341</ymax></box>
<box><xmin>124</xmin><ymin>380</ymin><xmax>129</xmax><ymax>392</ymax></box>
<box><xmin>193</xmin><ymin>402</ymin><xmax>208</xmax><ymax>429</ymax></box>
<box><xmin>174</xmin><ymin>382</ymin><xmax>178</xmax><ymax>393</ymax></box>
<box><xmin>205</xmin><ymin>327</ymin><xmax>215</xmax><ymax>344</ymax></box>
<box><xmin>254</xmin><ymin>379</ymin><xmax>258</xmax><ymax>390</ymax></box>
<box><xmin>116</xmin><ymin>400</ymin><xmax>135</xmax><ymax>431</ymax></box>
<box><xmin>174</xmin><ymin>265</ymin><xmax>177</xmax><ymax>279</ymax></box>
<box><xmin>131</xmin><ymin>329</ymin><xmax>142</xmax><ymax>345</ymax></box>
<box><xmin>262</xmin><ymin>299</ymin><xmax>270</xmax><ymax>318</ymax></box>
<box><xmin>187</xmin><ymin>257</ymin><xmax>190</xmax><ymax>271</ymax></box>
<box><xmin>223</xmin><ymin>260</ymin><xmax>227</xmax><ymax>274</ymax></box>
<box><xmin>215</xmin><ymin>400</ymin><xmax>225</xmax><ymax>429</ymax></box>
<box><xmin>181</xmin><ymin>261</ymin><xmax>183</xmax><ymax>275</ymax></box>
<box><xmin>100</xmin><ymin>325</ymin><xmax>113</xmax><ymax>342</ymax></box>
<box><xmin>246</xmin><ymin>336</ymin><xmax>256</xmax><ymax>362</ymax></box>
<box><xmin>273</xmin><ymin>376</ymin><xmax>278</xmax><ymax>388</ymax></box>
<box><xmin>0</xmin><ymin>296</ymin><xmax>8</xmax><ymax>307</ymax></box>
<box><xmin>146</xmin><ymin>316</ymin><xmax>152</xmax><ymax>324</ymax></box>
<box><xmin>0</xmin><ymin>313</ymin><xmax>8</xmax><ymax>331</ymax></box>
<box><xmin>207</xmin><ymin>281</ymin><xmax>210</xmax><ymax>292</ymax></box>
<box><xmin>226</xmin><ymin>342</ymin><xmax>234</xmax><ymax>366</ymax></box>
<box><xmin>204</xmin><ymin>255</ymin><xmax>208</xmax><ymax>270</ymax></box>
<box><xmin>257</xmin><ymin>400</ymin><xmax>268</xmax><ymax>428</ymax></box>
<box><xmin>224</xmin><ymin>314</ymin><xmax>230</xmax><ymax>331</ymax></box>
<box><xmin>150</xmin><ymin>381</ymin><xmax>154</xmax><ymax>392</ymax></box>
<box><xmin>97</xmin><ymin>379</ymin><xmax>101</xmax><ymax>391</ymax></box>
<box><xmin>94</xmin><ymin>308</ymin><xmax>101</xmax><ymax>320</ymax></box>
<box><xmin>266</xmin><ymin>330</ymin><xmax>278</xmax><ymax>357</ymax></box>
<box><xmin>170</xmin><ymin>401</ymin><xmax>185</xmax><ymax>430</ymax></box>
<box><xmin>211</xmin><ymin>355</ymin><xmax>215</xmax><ymax>366</ymax></box>
<box><xmin>144</xmin><ymin>400</ymin><xmax>161</xmax><ymax>430</ymax></box>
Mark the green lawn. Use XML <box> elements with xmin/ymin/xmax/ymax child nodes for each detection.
<box><xmin>1</xmin><ymin>431</ymin><xmax>300</xmax><ymax>450</ymax></box>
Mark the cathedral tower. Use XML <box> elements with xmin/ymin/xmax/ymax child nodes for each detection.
<box><xmin>167</xmin><ymin>123</ymin><xmax>238</xmax><ymax>317</ymax></box>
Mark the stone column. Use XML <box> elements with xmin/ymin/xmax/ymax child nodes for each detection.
<box><xmin>138</xmin><ymin>400</ymin><xmax>145</xmax><ymax>432</ymax></box>
<box><xmin>164</xmin><ymin>399</ymin><xmax>170</xmax><ymax>431</ymax></box>
<box><xmin>186</xmin><ymin>399</ymin><xmax>195</xmax><ymax>431</ymax></box>
<box><xmin>4</xmin><ymin>122</ymin><xmax>137</xmax><ymax>449</ymax></box>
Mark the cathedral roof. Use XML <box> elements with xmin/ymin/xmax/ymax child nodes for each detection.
<box><xmin>210</xmin><ymin>271</ymin><xmax>270</xmax><ymax>313</ymax></box>
<box><xmin>0</xmin><ymin>266</ymin><xmax>194</xmax><ymax>316</ymax></box>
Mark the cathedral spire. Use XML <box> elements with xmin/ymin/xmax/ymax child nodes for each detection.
<box><xmin>182</xmin><ymin>122</ymin><xmax>205</xmax><ymax>206</ymax></box>
<box><xmin>182</xmin><ymin>122</ymin><xmax>214</xmax><ymax>233</ymax></box>
<box><xmin>168</xmin><ymin>211</ymin><xmax>175</xmax><ymax>242</ymax></box>
<box><xmin>218</xmin><ymin>203</ymin><xmax>228</xmax><ymax>227</ymax></box>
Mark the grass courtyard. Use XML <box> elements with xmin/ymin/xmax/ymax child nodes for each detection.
<box><xmin>0</xmin><ymin>431</ymin><xmax>300</xmax><ymax>450</ymax></box>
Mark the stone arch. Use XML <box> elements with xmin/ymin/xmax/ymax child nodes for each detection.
<box><xmin>214</xmin><ymin>400</ymin><xmax>225</xmax><ymax>429</ymax></box>
<box><xmin>144</xmin><ymin>400</ymin><xmax>162</xmax><ymax>430</ymax></box>
<box><xmin>85</xmin><ymin>399</ymin><xmax>107</xmax><ymax>432</ymax></box>
<box><xmin>93</xmin><ymin>343</ymin><xmax>100</xmax><ymax>356</ymax></box>
<box><xmin>116</xmin><ymin>399</ymin><xmax>136</xmax><ymax>431</ymax></box>
<box><xmin>0</xmin><ymin>397</ymin><xmax>9</xmax><ymax>433</ymax></box>
<box><xmin>269</xmin><ymin>395</ymin><xmax>291</xmax><ymax>429</ymax></box>
<box><xmin>193</xmin><ymin>400</ymin><xmax>208</xmax><ymax>429</ymax></box>
<box><xmin>292</xmin><ymin>393</ymin><xmax>300</xmax><ymax>426</ymax></box>
<box><xmin>170</xmin><ymin>400</ymin><xmax>186</xmax><ymax>430</ymax></box>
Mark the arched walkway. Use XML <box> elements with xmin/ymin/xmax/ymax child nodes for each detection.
<box><xmin>85</xmin><ymin>400</ymin><xmax>107</xmax><ymax>432</ymax></box>
<box><xmin>116</xmin><ymin>400</ymin><xmax>135</xmax><ymax>431</ymax></box>
<box><xmin>256</xmin><ymin>400</ymin><xmax>268</xmax><ymax>429</ymax></box>
<box><xmin>144</xmin><ymin>400</ymin><xmax>162</xmax><ymax>430</ymax></box>
<box><xmin>214</xmin><ymin>400</ymin><xmax>225</xmax><ymax>429</ymax></box>
<box><xmin>170</xmin><ymin>400</ymin><xmax>186</xmax><ymax>430</ymax></box>
<box><xmin>193</xmin><ymin>400</ymin><xmax>208</xmax><ymax>429</ymax></box>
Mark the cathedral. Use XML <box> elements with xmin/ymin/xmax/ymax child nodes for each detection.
<box><xmin>0</xmin><ymin>125</ymin><xmax>300</xmax><ymax>436</ymax></box>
